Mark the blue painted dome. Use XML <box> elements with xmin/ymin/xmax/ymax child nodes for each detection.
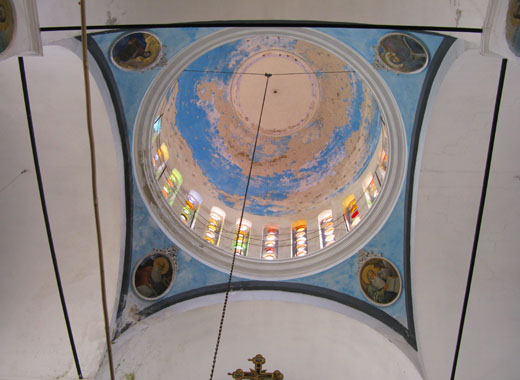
<box><xmin>155</xmin><ymin>35</ymin><xmax>382</xmax><ymax>218</ymax></box>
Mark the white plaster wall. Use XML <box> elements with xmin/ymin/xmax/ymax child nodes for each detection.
<box><xmin>413</xmin><ymin>48</ymin><xmax>499</xmax><ymax>380</ymax></box>
<box><xmin>36</xmin><ymin>0</ymin><xmax>489</xmax><ymax>46</ymax></box>
<box><xmin>0</xmin><ymin>46</ymin><xmax>121</xmax><ymax>379</ymax></box>
<box><xmin>413</xmin><ymin>50</ymin><xmax>520</xmax><ymax>379</ymax></box>
<box><xmin>0</xmin><ymin>56</ymin><xmax>71</xmax><ymax>380</ymax></box>
<box><xmin>454</xmin><ymin>59</ymin><xmax>520</xmax><ymax>380</ymax></box>
<box><xmin>35</xmin><ymin>0</ymin><xmax>487</xmax><ymax>28</ymax></box>
<box><xmin>97</xmin><ymin>300</ymin><xmax>422</xmax><ymax>380</ymax></box>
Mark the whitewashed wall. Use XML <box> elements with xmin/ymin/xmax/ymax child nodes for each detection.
<box><xmin>97</xmin><ymin>299</ymin><xmax>422</xmax><ymax>380</ymax></box>
<box><xmin>2</xmin><ymin>1</ymin><xmax>520</xmax><ymax>379</ymax></box>
<box><xmin>414</xmin><ymin>49</ymin><xmax>520</xmax><ymax>379</ymax></box>
<box><xmin>0</xmin><ymin>45</ymin><xmax>122</xmax><ymax>379</ymax></box>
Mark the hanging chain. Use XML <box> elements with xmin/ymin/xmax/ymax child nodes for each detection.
<box><xmin>209</xmin><ymin>73</ymin><xmax>272</xmax><ymax>380</ymax></box>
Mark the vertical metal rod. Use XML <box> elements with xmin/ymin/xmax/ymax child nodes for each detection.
<box><xmin>79</xmin><ymin>1</ymin><xmax>116</xmax><ymax>379</ymax></box>
<box><xmin>18</xmin><ymin>57</ymin><xmax>84</xmax><ymax>379</ymax></box>
<box><xmin>450</xmin><ymin>58</ymin><xmax>508</xmax><ymax>380</ymax></box>
<box><xmin>209</xmin><ymin>74</ymin><xmax>272</xmax><ymax>380</ymax></box>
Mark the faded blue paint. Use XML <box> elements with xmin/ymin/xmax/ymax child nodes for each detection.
<box><xmin>171</xmin><ymin>37</ymin><xmax>381</xmax><ymax>215</ymax></box>
<box><xmin>253</xmin><ymin>134</ymin><xmax>292</xmax><ymax>162</ymax></box>
<box><xmin>90</xmin><ymin>27</ymin><xmax>446</xmax><ymax>335</ymax></box>
<box><xmin>131</xmin><ymin>179</ymin><xmax>246</xmax><ymax>294</ymax></box>
<box><xmin>319</xmin><ymin>29</ymin><xmax>443</xmax><ymax>144</ymax></box>
<box><xmin>290</xmin><ymin>189</ymin><xmax>408</xmax><ymax>326</ymax></box>
<box><xmin>91</xmin><ymin>28</ymin><xmax>221</xmax><ymax>147</ymax></box>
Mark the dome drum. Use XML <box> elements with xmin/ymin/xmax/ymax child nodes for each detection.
<box><xmin>133</xmin><ymin>28</ymin><xmax>407</xmax><ymax>280</ymax></box>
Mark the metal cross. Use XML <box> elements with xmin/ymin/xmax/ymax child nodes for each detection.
<box><xmin>228</xmin><ymin>354</ymin><xmax>283</xmax><ymax>380</ymax></box>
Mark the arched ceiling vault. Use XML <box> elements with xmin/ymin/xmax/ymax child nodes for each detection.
<box><xmin>1</xmin><ymin>2</ymin><xmax>519</xmax><ymax>380</ymax></box>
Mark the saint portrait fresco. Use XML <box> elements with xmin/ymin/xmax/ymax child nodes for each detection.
<box><xmin>359</xmin><ymin>257</ymin><xmax>401</xmax><ymax>306</ymax></box>
<box><xmin>132</xmin><ymin>248</ymin><xmax>177</xmax><ymax>300</ymax></box>
<box><xmin>0</xmin><ymin>0</ymin><xmax>14</xmax><ymax>55</ymax></box>
<box><xmin>376</xmin><ymin>33</ymin><xmax>428</xmax><ymax>74</ymax></box>
<box><xmin>506</xmin><ymin>0</ymin><xmax>520</xmax><ymax>56</ymax></box>
<box><xmin>111</xmin><ymin>31</ymin><xmax>162</xmax><ymax>71</ymax></box>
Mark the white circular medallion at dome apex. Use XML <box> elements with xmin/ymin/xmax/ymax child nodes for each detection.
<box><xmin>133</xmin><ymin>28</ymin><xmax>407</xmax><ymax>280</ymax></box>
<box><xmin>231</xmin><ymin>49</ymin><xmax>320</xmax><ymax>136</ymax></box>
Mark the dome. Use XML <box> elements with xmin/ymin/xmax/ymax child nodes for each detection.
<box><xmin>133</xmin><ymin>28</ymin><xmax>407</xmax><ymax>279</ymax></box>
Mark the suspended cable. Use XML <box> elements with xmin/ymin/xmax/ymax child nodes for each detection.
<box><xmin>183</xmin><ymin>68</ymin><xmax>355</xmax><ymax>76</ymax></box>
<box><xmin>272</xmin><ymin>70</ymin><xmax>354</xmax><ymax>75</ymax></box>
<box><xmin>209</xmin><ymin>73</ymin><xmax>272</xmax><ymax>380</ymax></box>
<box><xmin>0</xmin><ymin>169</ymin><xmax>27</xmax><ymax>194</ymax></box>
<box><xmin>18</xmin><ymin>57</ymin><xmax>84</xmax><ymax>380</ymax></box>
<box><xmin>79</xmin><ymin>1</ymin><xmax>116</xmax><ymax>379</ymax></box>
<box><xmin>185</xmin><ymin>69</ymin><xmax>265</xmax><ymax>76</ymax></box>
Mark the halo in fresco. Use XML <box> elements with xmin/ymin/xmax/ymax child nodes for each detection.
<box><xmin>111</xmin><ymin>31</ymin><xmax>162</xmax><ymax>71</ymax></box>
<box><xmin>376</xmin><ymin>33</ymin><xmax>428</xmax><ymax>74</ymax></box>
<box><xmin>506</xmin><ymin>0</ymin><xmax>520</xmax><ymax>56</ymax></box>
<box><xmin>0</xmin><ymin>0</ymin><xmax>15</xmax><ymax>55</ymax></box>
<box><xmin>132</xmin><ymin>248</ymin><xmax>177</xmax><ymax>301</ymax></box>
<box><xmin>359</xmin><ymin>257</ymin><xmax>401</xmax><ymax>306</ymax></box>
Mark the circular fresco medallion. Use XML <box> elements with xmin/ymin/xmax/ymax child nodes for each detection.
<box><xmin>132</xmin><ymin>249</ymin><xmax>177</xmax><ymax>301</ymax></box>
<box><xmin>506</xmin><ymin>0</ymin><xmax>520</xmax><ymax>56</ymax></box>
<box><xmin>111</xmin><ymin>31</ymin><xmax>162</xmax><ymax>71</ymax></box>
<box><xmin>376</xmin><ymin>33</ymin><xmax>428</xmax><ymax>74</ymax></box>
<box><xmin>359</xmin><ymin>257</ymin><xmax>401</xmax><ymax>306</ymax></box>
<box><xmin>0</xmin><ymin>0</ymin><xmax>15</xmax><ymax>55</ymax></box>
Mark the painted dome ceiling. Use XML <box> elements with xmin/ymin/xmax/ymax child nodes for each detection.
<box><xmin>82</xmin><ymin>25</ymin><xmax>448</xmax><ymax>356</ymax></box>
<box><xmin>134</xmin><ymin>27</ymin><xmax>407</xmax><ymax>277</ymax></box>
<box><xmin>155</xmin><ymin>35</ymin><xmax>382</xmax><ymax>218</ymax></box>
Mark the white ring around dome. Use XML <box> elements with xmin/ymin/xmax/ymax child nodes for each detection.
<box><xmin>133</xmin><ymin>27</ymin><xmax>407</xmax><ymax>280</ymax></box>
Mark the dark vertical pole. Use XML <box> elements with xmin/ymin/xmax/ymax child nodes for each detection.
<box><xmin>450</xmin><ymin>58</ymin><xmax>508</xmax><ymax>380</ymax></box>
<box><xmin>18</xmin><ymin>57</ymin><xmax>84</xmax><ymax>379</ymax></box>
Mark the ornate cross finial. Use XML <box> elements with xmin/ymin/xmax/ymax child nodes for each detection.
<box><xmin>228</xmin><ymin>354</ymin><xmax>283</xmax><ymax>380</ymax></box>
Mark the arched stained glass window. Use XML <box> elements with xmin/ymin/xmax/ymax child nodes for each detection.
<box><xmin>342</xmin><ymin>195</ymin><xmax>361</xmax><ymax>232</ymax></box>
<box><xmin>233</xmin><ymin>218</ymin><xmax>252</xmax><ymax>256</ymax></box>
<box><xmin>291</xmin><ymin>220</ymin><xmax>308</xmax><ymax>257</ymax></box>
<box><xmin>180</xmin><ymin>190</ymin><xmax>202</xmax><ymax>229</ymax></box>
<box><xmin>204</xmin><ymin>207</ymin><xmax>226</xmax><ymax>246</ymax></box>
<box><xmin>262</xmin><ymin>225</ymin><xmax>279</xmax><ymax>260</ymax></box>
<box><xmin>318</xmin><ymin>210</ymin><xmax>335</xmax><ymax>249</ymax></box>
<box><xmin>153</xmin><ymin>142</ymin><xmax>169</xmax><ymax>179</ymax></box>
<box><xmin>160</xmin><ymin>168</ymin><xmax>183</xmax><ymax>206</ymax></box>
<box><xmin>363</xmin><ymin>175</ymin><xmax>379</xmax><ymax>209</ymax></box>
<box><xmin>376</xmin><ymin>148</ymin><xmax>388</xmax><ymax>186</ymax></box>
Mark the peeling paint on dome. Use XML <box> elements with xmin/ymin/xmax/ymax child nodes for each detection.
<box><xmin>155</xmin><ymin>35</ymin><xmax>381</xmax><ymax>217</ymax></box>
